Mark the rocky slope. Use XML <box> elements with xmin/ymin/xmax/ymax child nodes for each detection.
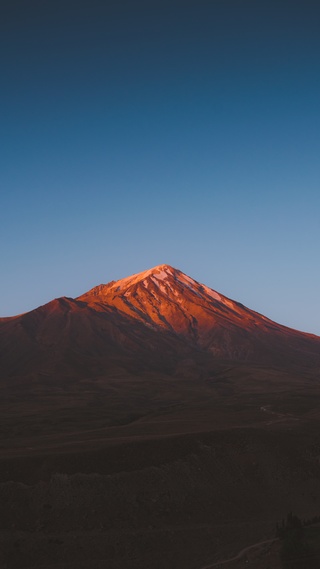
<box><xmin>80</xmin><ymin>264</ymin><xmax>320</xmax><ymax>362</ymax></box>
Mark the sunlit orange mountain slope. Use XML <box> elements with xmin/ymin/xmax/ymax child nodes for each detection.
<box><xmin>1</xmin><ymin>264</ymin><xmax>320</xmax><ymax>379</ymax></box>
<box><xmin>78</xmin><ymin>264</ymin><xmax>320</xmax><ymax>365</ymax></box>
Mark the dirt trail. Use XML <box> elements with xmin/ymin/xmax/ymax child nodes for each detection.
<box><xmin>199</xmin><ymin>537</ymin><xmax>278</xmax><ymax>568</ymax></box>
<box><xmin>260</xmin><ymin>405</ymin><xmax>299</xmax><ymax>426</ymax></box>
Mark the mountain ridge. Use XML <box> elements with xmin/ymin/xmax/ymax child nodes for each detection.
<box><xmin>1</xmin><ymin>264</ymin><xmax>320</xmax><ymax>380</ymax></box>
<box><xmin>77</xmin><ymin>264</ymin><xmax>320</xmax><ymax>346</ymax></box>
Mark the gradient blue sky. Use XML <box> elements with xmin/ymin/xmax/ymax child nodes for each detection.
<box><xmin>1</xmin><ymin>0</ymin><xmax>320</xmax><ymax>334</ymax></box>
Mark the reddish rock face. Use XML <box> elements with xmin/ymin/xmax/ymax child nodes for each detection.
<box><xmin>1</xmin><ymin>264</ymin><xmax>320</xmax><ymax>379</ymax></box>
<box><xmin>78</xmin><ymin>264</ymin><xmax>320</xmax><ymax>364</ymax></box>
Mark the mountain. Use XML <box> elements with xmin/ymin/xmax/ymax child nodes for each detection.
<box><xmin>2</xmin><ymin>265</ymin><xmax>320</xmax><ymax>569</ymax></box>
<box><xmin>1</xmin><ymin>264</ymin><xmax>320</xmax><ymax>381</ymax></box>
<box><xmin>78</xmin><ymin>263</ymin><xmax>320</xmax><ymax>365</ymax></box>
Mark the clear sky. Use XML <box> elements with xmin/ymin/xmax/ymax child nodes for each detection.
<box><xmin>1</xmin><ymin>0</ymin><xmax>320</xmax><ymax>334</ymax></box>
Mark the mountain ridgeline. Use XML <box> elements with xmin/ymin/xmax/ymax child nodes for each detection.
<box><xmin>1</xmin><ymin>264</ymin><xmax>319</xmax><ymax>379</ymax></box>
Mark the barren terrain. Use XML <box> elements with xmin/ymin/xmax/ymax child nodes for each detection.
<box><xmin>2</xmin><ymin>362</ymin><xmax>320</xmax><ymax>569</ymax></box>
<box><xmin>1</xmin><ymin>266</ymin><xmax>320</xmax><ymax>568</ymax></box>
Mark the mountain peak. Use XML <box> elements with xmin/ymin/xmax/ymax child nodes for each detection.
<box><xmin>79</xmin><ymin>264</ymin><xmax>222</xmax><ymax>301</ymax></box>
<box><xmin>106</xmin><ymin>264</ymin><xmax>179</xmax><ymax>292</ymax></box>
<box><xmin>124</xmin><ymin>264</ymin><xmax>176</xmax><ymax>281</ymax></box>
<box><xmin>78</xmin><ymin>264</ymin><xmax>230</xmax><ymax>334</ymax></box>
<box><xmin>119</xmin><ymin>263</ymin><xmax>176</xmax><ymax>285</ymax></box>
<box><xmin>3</xmin><ymin>265</ymin><xmax>320</xmax><ymax>379</ymax></box>
<box><xmin>75</xmin><ymin>263</ymin><xmax>320</xmax><ymax>362</ymax></box>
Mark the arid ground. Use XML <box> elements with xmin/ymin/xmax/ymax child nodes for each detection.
<box><xmin>2</xmin><ymin>361</ymin><xmax>320</xmax><ymax>569</ymax></box>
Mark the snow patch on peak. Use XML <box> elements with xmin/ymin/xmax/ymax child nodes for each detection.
<box><xmin>179</xmin><ymin>273</ymin><xmax>196</xmax><ymax>285</ymax></box>
<box><xmin>200</xmin><ymin>285</ymin><xmax>221</xmax><ymax>302</ymax></box>
<box><xmin>107</xmin><ymin>264</ymin><xmax>176</xmax><ymax>292</ymax></box>
<box><xmin>81</xmin><ymin>266</ymin><xmax>225</xmax><ymax>309</ymax></box>
<box><xmin>152</xmin><ymin>269</ymin><xmax>169</xmax><ymax>281</ymax></box>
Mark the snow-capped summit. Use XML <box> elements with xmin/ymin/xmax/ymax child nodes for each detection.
<box><xmin>77</xmin><ymin>264</ymin><xmax>302</xmax><ymax>352</ymax></box>
<box><xmin>1</xmin><ymin>264</ymin><xmax>320</xmax><ymax>381</ymax></box>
